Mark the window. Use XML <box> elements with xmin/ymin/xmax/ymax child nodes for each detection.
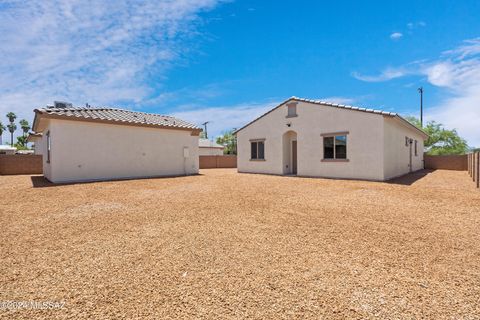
<box><xmin>46</xmin><ymin>131</ymin><xmax>51</xmax><ymax>163</ymax></box>
<box><xmin>287</xmin><ymin>103</ymin><xmax>297</xmax><ymax>117</ymax></box>
<box><xmin>323</xmin><ymin>135</ymin><xmax>347</xmax><ymax>160</ymax></box>
<box><xmin>323</xmin><ymin>137</ymin><xmax>334</xmax><ymax>159</ymax></box>
<box><xmin>335</xmin><ymin>136</ymin><xmax>347</xmax><ymax>159</ymax></box>
<box><xmin>415</xmin><ymin>140</ymin><xmax>418</xmax><ymax>156</ymax></box>
<box><xmin>250</xmin><ymin>140</ymin><xmax>265</xmax><ymax>160</ymax></box>
<box><xmin>405</xmin><ymin>136</ymin><xmax>409</xmax><ymax>147</ymax></box>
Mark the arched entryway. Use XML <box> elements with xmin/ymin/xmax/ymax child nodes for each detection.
<box><xmin>282</xmin><ymin>130</ymin><xmax>297</xmax><ymax>175</ymax></box>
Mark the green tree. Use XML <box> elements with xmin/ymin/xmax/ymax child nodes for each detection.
<box><xmin>405</xmin><ymin>116</ymin><xmax>421</xmax><ymax>129</ymax></box>
<box><xmin>19</xmin><ymin>119</ymin><xmax>30</xmax><ymax>137</ymax></box>
<box><xmin>216</xmin><ymin>129</ymin><xmax>237</xmax><ymax>155</ymax></box>
<box><xmin>6</xmin><ymin>112</ymin><xmax>16</xmax><ymax>123</ymax></box>
<box><xmin>15</xmin><ymin>135</ymin><xmax>29</xmax><ymax>150</ymax></box>
<box><xmin>7</xmin><ymin>123</ymin><xmax>17</xmax><ymax>146</ymax></box>
<box><xmin>0</xmin><ymin>121</ymin><xmax>5</xmax><ymax>145</ymax></box>
<box><xmin>6</xmin><ymin>112</ymin><xmax>17</xmax><ymax>146</ymax></box>
<box><xmin>405</xmin><ymin>116</ymin><xmax>469</xmax><ymax>155</ymax></box>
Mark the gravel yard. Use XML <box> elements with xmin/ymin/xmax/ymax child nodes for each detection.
<box><xmin>1</xmin><ymin>169</ymin><xmax>479</xmax><ymax>319</ymax></box>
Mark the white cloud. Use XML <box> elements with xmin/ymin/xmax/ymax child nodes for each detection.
<box><xmin>352</xmin><ymin>67</ymin><xmax>409</xmax><ymax>82</ymax></box>
<box><xmin>422</xmin><ymin>39</ymin><xmax>480</xmax><ymax>146</ymax></box>
<box><xmin>353</xmin><ymin>38</ymin><xmax>480</xmax><ymax>146</ymax></box>
<box><xmin>171</xmin><ymin>101</ymin><xmax>279</xmax><ymax>138</ymax></box>
<box><xmin>407</xmin><ymin>21</ymin><xmax>426</xmax><ymax>29</ymax></box>
<box><xmin>321</xmin><ymin>97</ymin><xmax>355</xmax><ymax>105</ymax></box>
<box><xmin>390</xmin><ymin>32</ymin><xmax>403</xmax><ymax>40</ymax></box>
<box><xmin>0</xmin><ymin>0</ymin><xmax>225</xmax><ymax>141</ymax></box>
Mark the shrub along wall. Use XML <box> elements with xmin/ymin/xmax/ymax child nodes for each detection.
<box><xmin>0</xmin><ymin>155</ymin><xmax>43</xmax><ymax>175</ymax></box>
<box><xmin>200</xmin><ymin>155</ymin><xmax>237</xmax><ymax>169</ymax></box>
<box><xmin>424</xmin><ymin>154</ymin><xmax>467</xmax><ymax>171</ymax></box>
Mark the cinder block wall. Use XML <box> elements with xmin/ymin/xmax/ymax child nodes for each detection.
<box><xmin>0</xmin><ymin>155</ymin><xmax>43</xmax><ymax>175</ymax></box>
<box><xmin>424</xmin><ymin>154</ymin><xmax>467</xmax><ymax>171</ymax></box>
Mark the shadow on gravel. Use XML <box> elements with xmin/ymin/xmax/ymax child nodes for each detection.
<box><xmin>387</xmin><ymin>169</ymin><xmax>434</xmax><ymax>186</ymax></box>
<box><xmin>30</xmin><ymin>174</ymin><xmax>204</xmax><ymax>188</ymax></box>
<box><xmin>30</xmin><ymin>176</ymin><xmax>55</xmax><ymax>188</ymax></box>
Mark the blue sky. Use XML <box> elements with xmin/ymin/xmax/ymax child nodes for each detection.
<box><xmin>1</xmin><ymin>0</ymin><xmax>479</xmax><ymax>146</ymax></box>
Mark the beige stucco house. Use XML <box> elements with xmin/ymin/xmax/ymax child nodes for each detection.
<box><xmin>235</xmin><ymin>97</ymin><xmax>428</xmax><ymax>181</ymax></box>
<box><xmin>27</xmin><ymin>133</ymin><xmax>43</xmax><ymax>155</ymax></box>
<box><xmin>199</xmin><ymin>138</ymin><xmax>225</xmax><ymax>156</ymax></box>
<box><xmin>32</xmin><ymin>103</ymin><xmax>201</xmax><ymax>183</ymax></box>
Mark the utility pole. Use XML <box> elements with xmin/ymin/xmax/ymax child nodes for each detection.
<box><xmin>202</xmin><ymin>121</ymin><xmax>210</xmax><ymax>139</ymax></box>
<box><xmin>418</xmin><ymin>87</ymin><xmax>424</xmax><ymax>127</ymax></box>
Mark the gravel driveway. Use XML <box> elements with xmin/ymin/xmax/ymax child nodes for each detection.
<box><xmin>1</xmin><ymin>169</ymin><xmax>479</xmax><ymax>319</ymax></box>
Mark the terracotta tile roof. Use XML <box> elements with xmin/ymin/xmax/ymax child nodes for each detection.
<box><xmin>33</xmin><ymin>106</ymin><xmax>201</xmax><ymax>133</ymax></box>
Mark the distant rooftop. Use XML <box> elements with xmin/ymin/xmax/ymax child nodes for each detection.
<box><xmin>199</xmin><ymin>138</ymin><xmax>224</xmax><ymax>149</ymax></box>
<box><xmin>0</xmin><ymin>145</ymin><xmax>17</xmax><ymax>150</ymax></box>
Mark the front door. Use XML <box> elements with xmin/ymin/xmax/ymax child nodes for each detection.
<box><xmin>292</xmin><ymin>140</ymin><xmax>297</xmax><ymax>175</ymax></box>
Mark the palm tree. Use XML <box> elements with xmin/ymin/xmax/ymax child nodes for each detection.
<box><xmin>7</xmin><ymin>123</ymin><xmax>17</xmax><ymax>146</ymax></box>
<box><xmin>19</xmin><ymin>119</ymin><xmax>30</xmax><ymax>137</ymax></box>
<box><xmin>6</xmin><ymin>112</ymin><xmax>17</xmax><ymax>124</ymax></box>
<box><xmin>6</xmin><ymin>112</ymin><xmax>17</xmax><ymax>146</ymax></box>
<box><xmin>0</xmin><ymin>121</ymin><xmax>5</xmax><ymax>145</ymax></box>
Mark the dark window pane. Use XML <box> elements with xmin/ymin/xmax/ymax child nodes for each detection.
<box><xmin>258</xmin><ymin>141</ymin><xmax>265</xmax><ymax>159</ymax></box>
<box><xmin>251</xmin><ymin>142</ymin><xmax>257</xmax><ymax>159</ymax></box>
<box><xmin>323</xmin><ymin>137</ymin><xmax>334</xmax><ymax>159</ymax></box>
<box><xmin>335</xmin><ymin>135</ymin><xmax>347</xmax><ymax>159</ymax></box>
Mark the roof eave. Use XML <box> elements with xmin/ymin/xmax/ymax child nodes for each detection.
<box><xmin>32</xmin><ymin>111</ymin><xmax>202</xmax><ymax>135</ymax></box>
<box><xmin>393</xmin><ymin>115</ymin><xmax>429</xmax><ymax>139</ymax></box>
<box><xmin>233</xmin><ymin>97</ymin><xmax>294</xmax><ymax>135</ymax></box>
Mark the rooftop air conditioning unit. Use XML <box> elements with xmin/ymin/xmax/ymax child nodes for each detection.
<box><xmin>54</xmin><ymin>101</ymin><xmax>73</xmax><ymax>108</ymax></box>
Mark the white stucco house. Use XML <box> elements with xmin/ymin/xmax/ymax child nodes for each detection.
<box><xmin>199</xmin><ymin>138</ymin><xmax>225</xmax><ymax>156</ymax></box>
<box><xmin>0</xmin><ymin>145</ymin><xmax>17</xmax><ymax>155</ymax></box>
<box><xmin>27</xmin><ymin>133</ymin><xmax>43</xmax><ymax>155</ymax></box>
<box><xmin>31</xmin><ymin>103</ymin><xmax>201</xmax><ymax>183</ymax></box>
<box><xmin>235</xmin><ymin>97</ymin><xmax>428</xmax><ymax>181</ymax></box>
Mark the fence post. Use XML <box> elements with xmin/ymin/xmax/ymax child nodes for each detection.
<box><xmin>472</xmin><ymin>153</ymin><xmax>474</xmax><ymax>177</ymax></box>
<box><xmin>472</xmin><ymin>153</ymin><xmax>477</xmax><ymax>182</ymax></box>
<box><xmin>468</xmin><ymin>153</ymin><xmax>471</xmax><ymax>176</ymax></box>
<box><xmin>475</xmin><ymin>152</ymin><xmax>478</xmax><ymax>182</ymax></box>
<box><xmin>474</xmin><ymin>153</ymin><xmax>477</xmax><ymax>182</ymax></box>
<box><xmin>469</xmin><ymin>153</ymin><xmax>473</xmax><ymax>177</ymax></box>
<box><xmin>477</xmin><ymin>152</ymin><xmax>480</xmax><ymax>189</ymax></box>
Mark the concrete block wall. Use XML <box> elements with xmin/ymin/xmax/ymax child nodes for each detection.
<box><xmin>0</xmin><ymin>155</ymin><xmax>43</xmax><ymax>175</ymax></box>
